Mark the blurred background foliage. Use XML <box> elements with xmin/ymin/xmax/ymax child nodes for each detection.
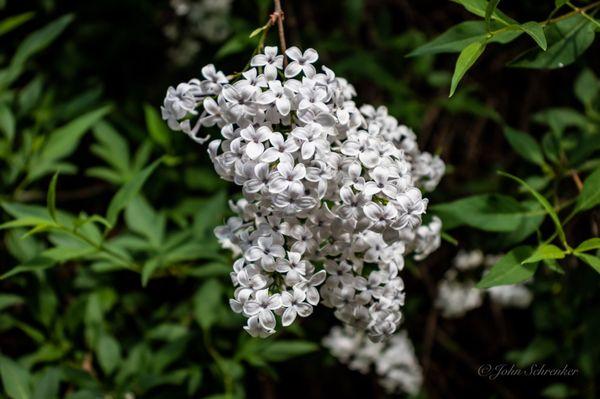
<box><xmin>0</xmin><ymin>0</ymin><xmax>599</xmax><ymax>398</ymax></box>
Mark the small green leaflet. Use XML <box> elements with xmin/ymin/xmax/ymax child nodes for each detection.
<box><xmin>521</xmin><ymin>244</ymin><xmax>565</xmax><ymax>264</ymax></box>
<box><xmin>450</xmin><ymin>41</ymin><xmax>486</xmax><ymax>97</ymax></box>
<box><xmin>574</xmin><ymin>238</ymin><xmax>600</xmax><ymax>253</ymax></box>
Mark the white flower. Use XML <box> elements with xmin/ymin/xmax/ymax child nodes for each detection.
<box><xmin>260</xmin><ymin>132</ymin><xmax>298</xmax><ymax>164</ymax></box>
<box><xmin>295</xmin><ymin>270</ymin><xmax>326</xmax><ymax>305</ymax></box>
<box><xmin>363</xmin><ymin>167</ymin><xmax>398</xmax><ymax>198</ymax></box>
<box><xmin>251</xmin><ymin>46</ymin><xmax>284</xmax><ymax>81</ymax></box>
<box><xmin>284</xmin><ymin>47</ymin><xmax>318</xmax><ymax>77</ymax></box>
<box><xmin>240</xmin><ymin>125</ymin><xmax>271</xmax><ymax>159</ymax></box>
<box><xmin>281</xmin><ymin>287</ymin><xmax>313</xmax><ymax>326</ymax></box>
<box><xmin>243</xmin><ymin>289</ymin><xmax>282</xmax><ymax>330</ymax></box>
<box><xmin>245</xmin><ymin>236</ymin><xmax>285</xmax><ymax>269</ymax></box>
<box><xmin>268</xmin><ymin>162</ymin><xmax>306</xmax><ymax>194</ymax></box>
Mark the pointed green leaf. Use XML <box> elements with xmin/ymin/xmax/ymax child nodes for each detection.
<box><xmin>407</xmin><ymin>21</ymin><xmax>520</xmax><ymax>57</ymax></box>
<box><xmin>106</xmin><ymin>158</ymin><xmax>162</xmax><ymax>228</ymax></box>
<box><xmin>503</xmin><ymin>126</ymin><xmax>545</xmax><ymax>166</ymax></box>
<box><xmin>452</xmin><ymin>0</ymin><xmax>516</xmax><ymax>25</ymax></box>
<box><xmin>519</xmin><ymin>21</ymin><xmax>547</xmax><ymax>50</ymax></box>
<box><xmin>96</xmin><ymin>334</ymin><xmax>121</xmax><ymax>375</ymax></box>
<box><xmin>141</xmin><ymin>258</ymin><xmax>162</xmax><ymax>287</ymax></box>
<box><xmin>193</xmin><ymin>279</ymin><xmax>223</xmax><ymax>331</ymax></box>
<box><xmin>259</xmin><ymin>340</ymin><xmax>319</xmax><ymax>362</ymax></box>
<box><xmin>0</xmin><ymin>105</ymin><xmax>15</xmax><ymax>141</ymax></box>
<box><xmin>485</xmin><ymin>0</ymin><xmax>501</xmax><ymax>29</ymax></box>
<box><xmin>47</xmin><ymin>173</ymin><xmax>59</xmax><ymax>222</ymax></box>
<box><xmin>574</xmin><ymin>168</ymin><xmax>600</xmax><ymax>213</ymax></box>
<box><xmin>510</xmin><ymin>16</ymin><xmax>594</xmax><ymax>69</ymax></box>
<box><xmin>12</xmin><ymin>14</ymin><xmax>74</xmax><ymax>66</ymax></box>
<box><xmin>574</xmin><ymin>238</ymin><xmax>600</xmax><ymax>253</ymax></box>
<box><xmin>575</xmin><ymin>253</ymin><xmax>600</xmax><ymax>273</ymax></box>
<box><xmin>431</xmin><ymin>194</ymin><xmax>544</xmax><ymax>233</ymax></box>
<box><xmin>477</xmin><ymin>246</ymin><xmax>537</xmax><ymax>288</ymax></box>
<box><xmin>574</xmin><ymin>68</ymin><xmax>600</xmax><ymax>106</ymax></box>
<box><xmin>0</xmin><ymin>354</ymin><xmax>31</xmax><ymax>399</ymax></box>
<box><xmin>450</xmin><ymin>41</ymin><xmax>486</xmax><ymax>97</ymax></box>
<box><xmin>521</xmin><ymin>244</ymin><xmax>565</xmax><ymax>264</ymax></box>
<box><xmin>1</xmin><ymin>257</ymin><xmax>56</xmax><ymax>280</ymax></box>
<box><xmin>143</xmin><ymin>104</ymin><xmax>171</xmax><ymax>149</ymax></box>
<box><xmin>0</xmin><ymin>12</ymin><xmax>34</xmax><ymax>37</ymax></box>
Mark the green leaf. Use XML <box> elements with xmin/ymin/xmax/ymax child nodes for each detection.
<box><xmin>0</xmin><ymin>104</ymin><xmax>15</xmax><ymax>141</ymax></box>
<box><xmin>193</xmin><ymin>279</ymin><xmax>223</xmax><ymax>331</ymax></box>
<box><xmin>215</xmin><ymin>32</ymin><xmax>255</xmax><ymax>59</ymax></box>
<box><xmin>506</xmin><ymin>337</ymin><xmax>556</xmax><ymax>367</ymax></box>
<box><xmin>193</xmin><ymin>191</ymin><xmax>228</xmax><ymax>238</ymax></box>
<box><xmin>574</xmin><ymin>68</ymin><xmax>600</xmax><ymax>106</ymax></box>
<box><xmin>143</xmin><ymin>104</ymin><xmax>171</xmax><ymax>149</ymax></box>
<box><xmin>249</xmin><ymin>22</ymin><xmax>270</xmax><ymax>38</ymax></box>
<box><xmin>450</xmin><ymin>41</ymin><xmax>486</xmax><ymax>97</ymax></box>
<box><xmin>96</xmin><ymin>334</ymin><xmax>121</xmax><ymax>375</ymax></box>
<box><xmin>106</xmin><ymin>158</ymin><xmax>162</xmax><ymax>227</ymax></box>
<box><xmin>1</xmin><ymin>257</ymin><xmax>56</xmax><ymax>280</ymax></box>
<box><xmin>485</xmin><ymin>0</ymin><xmax>501</xmax><ymax>29</ymax></box>
<box><xmin>574</xmin><ymin>238</ymin><xmax>600</xmax><ymax>253</ymax></box>
<box><xmin>47</xmin><ymin>173</ymin><xmax>59</xmax><ymax>222</ymax></box>
<box><xmin>519</xmin><ymin>21</ymin><xmax>547</xmax><ymax>51</ymax></box>
<box><xmin>124</xmin><ymin>196</ymin><xmax>164</xmax><ymax>248</ymax></box>
<box><xmin>408</xmin><ymin>21</ymin><xmax>520</xmax><ymax>57</ymax></box>
<box><xmin>12</xmin><ymin>14</ymin><xmax>74</xmax><ymax>66</ymax></box>
<box><xmin>259</xmin><ymin>341</ymin><xmax>319</xmax><ymax>362</ymax></box>
<box><xmin>541</xmin><ymin>383</ymin><xmax>570</xmax><ymax>399</ymax></box>
<box><xmin>32</xmin><ymin>367</ymin><xmax>61</xmax><ymax>399</ymax></box>
<box><xmin>89</xmin><ymin>121</ymin><xmax>131</xmax><ymax>181</ymax></box>
<box><xmin>28</xmin><ymin>106</ymin><xmax>112</xmax><ymax>182</ymax></box>
<box><xmin>452</xmin><ymin>0</ymin><xmax>516</xmax><ymax>25</ymax></box>
<box><xmin>575</xmin><ymin>253</ymin><xmax>600</xmax><ymax>273</ymax></box>
<box><xmin>0</xmin><ymin>12</ymin><xmax>34</xmax><ymax>37</ymax></box>
<box><xmin>141</xmin><ymin>258</ymin><xmax>162</xmax><ymax>287</ymax></box>
<box><xmin>521</xmin><ymin>244</ymin><xmax>565</xmax><ymax>264</ymax></box>
<box><xmin>503</xmin><ymin>126</ymin><xmax>545</xmax><ymax>166</ymax></box>
<box><xmin>0</xmin><ymin>294</ymin><xmax>23</xmax><ymax>311</ymax></box>
<box><xmin>432</xmin><ymin>194</ymin><xmax>544</xmax><ymax>232</ymax></box>
<box><xmin>510</xmin><ymin>15</ymin><xmax>595</xmax><ymax>69</ymax></box>
<box><xmin>533</xmin><ymin>107</ymin><xmax>588</xmax><ymax>137</ymax></box>
<box><xmin>498</xmin><ymin>171</ymin><xmax>567</xmax><ymax>247</ymax></box>
<box><xmin>574</xmin><ymin>168</ymin><xmax>600</xmax><ymax>213</ymax></box>
<box><xmin>0</xmin><ymin>354</ymin><xmax>32</xmax><ymax>399</ymax></box>
<box><xmin>476</xmin><ymin>246</ymin><xmax>537</xmax><ymax>288</ymax></box>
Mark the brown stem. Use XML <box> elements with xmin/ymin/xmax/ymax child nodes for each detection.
<box><xmin>570</xmin><ymin>169</ymin><xmax>584</xmax><ymax>192</ymax></box>
<box><xmin>273</xmin><ymin>0</ymin><xmax>288</xmax><ymax>67</ymax></box>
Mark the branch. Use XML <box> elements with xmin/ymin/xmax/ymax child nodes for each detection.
<box><xmin>272</xmin><ymin>0</ymin><xmax>288</xmax><ymax>67</ymax></box>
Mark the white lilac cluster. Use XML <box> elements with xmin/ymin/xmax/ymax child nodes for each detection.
<box><xmin>323</xmin><ymin>326</ymin><xmax>423</xmax><ymax>395</ymax></box>
<box><xmin>164</xmin><ymin>0</ymin><xmax>232</xmax><ymax>66</ymax></box>
<box><xmin>162</xmin><ymin>46</ymin><xmax>445</xmax><ymax>341</ymax></box>
<box><xmin>436</xmin><ymin>250</ymin><xmax>533</xmax><ymax>318</ymax></box>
